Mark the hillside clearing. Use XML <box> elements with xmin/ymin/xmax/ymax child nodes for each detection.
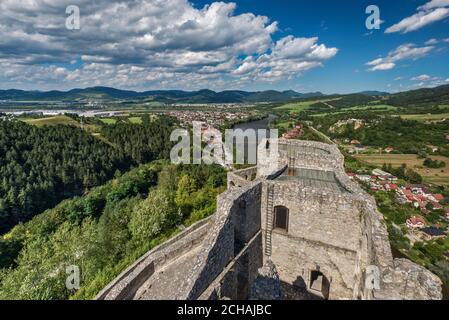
<box><xmin>275</xmin><ymin>98</ymin><xmax>340</xmax><ymax>113</ymax></box>
<box><xmin>355</xmin><ymin>154</ymin><xmax>449</xmax><ymax>186</ymax></box>
<box><xmin>21</xmin><ymin>115</ymin><xmax>79</xmax><ymax>127</ymax></box>
<box><xmin>399</xmin><ymin>113</ymin><xmax>449</xmax><ymax>122</ymax></box>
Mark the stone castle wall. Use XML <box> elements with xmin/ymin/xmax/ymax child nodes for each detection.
<box><xmin>169</xmin><ymin>182</ymin><xmax>263</xmax><ymax>300</ymax></box>
<box><xmin>261</xmin><ymin>182</ymin><xmax>364</xmax><ymax>299</ymax></box>
<box><xmin>99</xmin><ymin>139</ymin><xmax>442</xmax><ymax>300</ymax></box>
<box><xmin>96</xmin><ymin>217</ymin><xmax>212</xmax><ymax>300</ymax></box>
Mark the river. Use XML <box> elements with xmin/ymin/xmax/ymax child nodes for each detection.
<box><xmin>231</xmin><ymin>114</ymin><xmax>278</xmax><ymax>164</ymax></box>
<box><xmin>233</xmin><ymin>114</ymin><xmax>277</xmax><ymax>131</ymax></box>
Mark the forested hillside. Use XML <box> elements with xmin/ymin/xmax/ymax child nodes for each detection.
<box><xmin>0</xmin><ymin>117</ymin><xmax>175</xmax><ymax>234</ymax></box>
<box><xmin>0</xmin><ymin>162</ymin><xmax>226</xmax><ymax>300</ymax></box>
<box><xmin>0</xmin><ymin>121</ymin><xmax>128</xmax><ymax>234</ymax></box>
<box><xmin>101</xmin><ymin>116</ymin><xmax>176</xmax><ymax>164</ymax></box>
<box><xmin>386</xmin><ymin>84</ymin><xmax>449</xmax><ymax>108</ymax></box>
<box><xmin>0</xmin><ymin>86</ymin><xmax>323</xmax><ymax>103</ymax></box>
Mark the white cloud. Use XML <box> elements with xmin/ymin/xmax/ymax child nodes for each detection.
<box><xmin>425</xmin><ymin>37</ymin><xmax>449</xmax><ymax>44</ymax></box>
<box><xmin>410</xmin><ymin>74</ymin><xmax>448</xmax><ymax>87</ymax></box>
<box><xmin>425</xmin><ymin>38</ymin><xmax>440</xmax><ymax>45</ymax></box>
<box><xmin>0</xmin><ymin>0</ymin><xmax>338</xmax><ymax>90</ymax></box>
<box><xmin>366</xmin><ymin>43</ymin><xmax>434</xmax><ymax>71</ymax></box>
<box><xmin>386</xmin><ymin>1</ymin><xmax>449</xmax><ymax>34</ymax></box>
<box><xmin>232</xmin><ymin>36</ymin><xmax>338</xmax><ymax>81</ymax></box>
<box><xmin>411</xmin><ymin>74</ymin><xmax>432</xmax><ymax>81</ymax></box>
<box><xmin>418</xmin><ymin>0</ymin><xmax>449</xmax><ymax>10</ymax></box>
<box><xmin>368</xmin><ymin>62</ymin><xmax>396</xmax><ymax>71</ymax></box>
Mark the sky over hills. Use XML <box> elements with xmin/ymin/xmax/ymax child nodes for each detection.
<box><xmin>0</xmin><ymin>0</ymin><xmax>448</xmax><ymax>93</ymax></box>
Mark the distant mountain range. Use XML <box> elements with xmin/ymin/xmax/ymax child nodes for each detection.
<box><xmin>357</xmin><ymin>90</ymin><xmax>390</xmax><ymax>96</ymax></box>
<box><xmin>0</xmin><ymin>87</ymin><xmax>324</xmax><ymax>104</ymax></box>
<box><xmin>1</xmin><ymin>84</ymin><xmax>448</xmax><ymax>106</ymax></box>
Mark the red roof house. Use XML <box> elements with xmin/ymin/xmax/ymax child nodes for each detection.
<box><xmin>346</xmin><ymin>172</ymin><xmax>356</xmax><ymax>177</ymax></box>
<box><xmin>431</xmin><ymin>201</ymin><xmax>444</xmax><ymax>210</ymax></box>
<box><xmin>406</xmin><ymin>216</ymin><xmax>426</xmax><ymax>229</ymax></box>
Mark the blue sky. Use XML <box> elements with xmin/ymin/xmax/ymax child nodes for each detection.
<box><xmin>0</xmin><ymin>0</ymin><xmax>448</xmax><ymax>93</ymax></box>
<box><xmin>193</xmin><ymin>0</ymin><xmax>449</xmax><ymax>93</ymax></box>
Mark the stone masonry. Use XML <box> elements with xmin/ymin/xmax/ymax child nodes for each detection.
<box><xmin>97</xmin><ymin>139</ymin><xmax>442</xmax><ymax>300</ymax></box>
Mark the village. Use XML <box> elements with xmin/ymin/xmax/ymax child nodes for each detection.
<box><xmin>281</xmin><ymin>123</ymin><xmax>304</xmax><ymax>139</ymax></box>
<box><xmin>166</xmin><ymin>110</ymin><xmax>252</xmax><ymax>128</ymax></box>
<box><xmin>347</xmin><ymin>168</ymin><xmax>449</xmax><ymax>248</ymax></box>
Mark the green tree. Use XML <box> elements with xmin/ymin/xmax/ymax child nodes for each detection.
<box><xmin>129</xmin><ymin>189</ymin><xmax>177</xmax><ymax>247</ymax></box>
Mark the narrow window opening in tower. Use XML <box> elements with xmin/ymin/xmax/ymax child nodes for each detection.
<box><xmin>310</xmin><ymin>270</ymin><xmax>330</xmax><ymax>300</ymax></box>
<box><xmin>274</xmin><ymin>206</ymin><xmax>289</xmax><ymax>232</ymax></box>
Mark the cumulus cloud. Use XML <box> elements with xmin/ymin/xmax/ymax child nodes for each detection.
<box><xmin>366</xmin><ymin>43</ymin><xmax>434</xmax><ymax>71</ymax></box>
<box><xmin>232</xmin><ymin>36</ymin><xmax>338</xmax><ymax>81</ymax></box>
<box><xmin>0</xmin><ymin>0</ymin><xmax>337</xmax><ymax>90</ymax></box>
<box><xmin>386</xmin><ymin>0</ymin><xmax>449</xmax><ymax>34</ymax></box>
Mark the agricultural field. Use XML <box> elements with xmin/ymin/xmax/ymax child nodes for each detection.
<box><xmin>100</xmin><ymin>116</ymin><xmax>147</xmax><ymax>124</ymax></box>
<box><xmin>311</xmin><ymin>104</ymin><xmax>398</xmax><ymax>117</ymax></box>
<box><xmin>399</xmin><ymin>113</ymin><xmax>449</xmax><ymax>122</ymax></box>
<box><xmin>275</xmin><ymin>98</ymin><xmax>340</xmax><ymax>113</ymax></box>
<box><xmin>343</xmin><ymin>104</ymin><xmax>397</xmax><ymax>112</ymax></box>
<box><xmin>20</xmin><ymin>115</ymin><xmax>79</xmax><ymax>127</ymax></box>
<box><xmin>355</xmin><ymin>154</ymin><xmax>449</xmax><ymax>186</ymax></box>
<box><xmin>128</xmin><ymin>116</ymin><xmax>143</xmax><ymax>124</ymax></box>
<box><xmin>21</xmin><ymin>115</ymin><xmax>101</xmax><ymax>136</ymax></box>
<box><xmin>275</xmin><ymin>120</ymin><xmax>295</xmax><ymax>129</ymax></box>
<box><xmin>99</xmin><ymin>118</ymin><xmax>118</xmax><ymax>125</ymax></box>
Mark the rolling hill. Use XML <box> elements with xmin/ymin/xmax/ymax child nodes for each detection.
<box><xmin>0</xmin><ymin>87</ymin><xmax>324</xmax><ymax>104</ymax></box>
<box><xmin>2</xmin><ymin>84</ymin><xmax>449</xmax><ymax>107</ymax></box>
<box><xmin>385</xmin><ymin>84</ymin><xmax>449</xmax><ymax>108</ymax></box>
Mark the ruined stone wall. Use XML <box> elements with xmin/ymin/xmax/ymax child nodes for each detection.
<box><xmin>261</xmin><ymin>139</ymin><xmax>442</xmax><ymax>300</ymax></box>
<box><xmin>331</xmin><ymin>165</ymin><xmax>442</xmax><ymax>299</ymax></box>
<box><xmin>227</xmin><ymin>167</ymin><xmax>258</xmax><ymax>188</ymax></box>
<box><xmin>260</xmin><ymin>182</ymin><xmax>364</xmax><ymax>299</ymax></box>
<box><xmin>96</xmin><ymin>217</ymin><xmax>212</xmax><ymax>300</ymax></box>
<box><xmin>99</xmin><ymin>138</ymin><xmax>442</xmax><ymax>300</ymax></box>
<box><xmin>278</xmin><ymin>140</ymin><xmax>342</xmax><ymax>172</ymax></box>
<box><xmin>175</xmin><ymin>182</ymin><xmax>263</xmax><ymax>300</ymax></box>
<box><xmin>199</xmin><ymin>231</ymin><xmax>263</xmax><ymax>300</ymax></box>
<box><xmin>263</xmin><ymin>183</ymin><xmax>362</xmax><ymax>251</ymax></box>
